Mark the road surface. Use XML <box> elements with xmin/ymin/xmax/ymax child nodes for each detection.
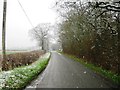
<box><xmin>25</xmin><ymin>51</ymin><xmax>116</xmax><ymax>88</ymax></box>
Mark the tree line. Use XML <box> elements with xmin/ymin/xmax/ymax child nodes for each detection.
<box><xmin>55</xmin><ymin>0</ymin><xmax>119</xmax><ymax>74</ymax></box>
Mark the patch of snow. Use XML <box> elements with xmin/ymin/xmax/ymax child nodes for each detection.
<box><xmin>76</xmin><ymin>86</ymin><xmax>79</xmax><ymax>88</ymax></box>
<box><xmin>84</xmin><ymin>71</ymin><xmax>87</xmax><ymax>74</ymax></box>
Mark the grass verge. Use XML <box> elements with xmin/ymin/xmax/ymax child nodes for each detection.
<box><xmin>0</xmin><ymin>53</ymin><xmax>50</xmax><ymax>90</ymax></box>
<box><xmin>60</xmin><ymin>52</ymin><xmax>120</xmax><ymax>85</ymax></box>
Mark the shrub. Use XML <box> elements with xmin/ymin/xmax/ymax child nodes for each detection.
<box><xmin>0</xmin><ymin>53</ymin><xmax>50</xmax><ymax>89</ymax></box>
<box><xmin>0</xmin><ymin>50</ymin><xmax>45</xmax><ymax>71</ymax></box>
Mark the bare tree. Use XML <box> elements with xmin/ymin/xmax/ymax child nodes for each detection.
<box><xmin>30</xmin><ymin>23</ymin><xmax>51</xmax><ymax>52</ymax></box>
<box><xmin>95</xmin><ymin>1</ymin><xmax>120</xmax><ymax>12</ymax></box>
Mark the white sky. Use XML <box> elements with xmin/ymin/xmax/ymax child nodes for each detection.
<box><xmin>0</xmin><ymin>0</ymin><xmax>57</xmax><ymax>50</ymax></box>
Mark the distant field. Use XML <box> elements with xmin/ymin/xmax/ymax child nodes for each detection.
<box><xmin>0</xmin><ymin>50</ymin><xmax>29</xmax><ymax>55</ymax></box>
<box><xmin>0</xmin><ymin>51</ymin><xmax>15</xmax><ymax>55</ymax></box>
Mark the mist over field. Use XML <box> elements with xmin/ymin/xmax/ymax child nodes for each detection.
<box><xmin>0</xmin><ymin>0</ymin><xmax>57</xmax><ymax>50</ymax></box>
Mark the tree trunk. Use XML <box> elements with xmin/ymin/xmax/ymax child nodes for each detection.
<box><xmin>41</xmin><ymin>38</ymin><xmax>44</xmax><ymax>51</ymax></box>
<box><xmin>117</xmin><ymin>11</ymin><xmax>120</xmax><ymax>75</ymax></box>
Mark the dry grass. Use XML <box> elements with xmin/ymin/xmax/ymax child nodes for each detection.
<box><xmin>0</xmin><ymin>50</ymin><xmax>45</xmax><ymax>71</ymax></box>
<box><xmin>0</xmin><ymin>53</ymin><xmax>50</xmax><ymax>89</ymax></box>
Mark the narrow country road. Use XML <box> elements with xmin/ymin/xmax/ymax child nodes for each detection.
<box><xmin>25</xmin><ymin>51</ymin><xmax>116</xmax><ymax>88</ymax></box>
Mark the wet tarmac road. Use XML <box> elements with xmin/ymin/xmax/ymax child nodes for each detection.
<box><xmin>25</xmin><ymin>51</ymin><xmax>116</xmax><ymax>88</ymax></box>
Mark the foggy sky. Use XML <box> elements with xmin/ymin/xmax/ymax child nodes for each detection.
<box><xmin>0</xmin><ymin>0</ymin><xmax>57</xmax><ymax>50</ymax></box>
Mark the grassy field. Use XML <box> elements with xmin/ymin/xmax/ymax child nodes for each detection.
<box><xmin>0</xmin><ymin>50</ymin><xmax>28</xmax><ymax>55</ymax></box>
<box><xmin>0</xmin><ymin>51</ymin><xmax>15</xmax><ymax>55</ymax></box>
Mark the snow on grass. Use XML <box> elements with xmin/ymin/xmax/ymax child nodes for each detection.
<box><xmin>0</xmin><ymin>53</ymin><xmax>50</xmax><ymax>89</ymax></box>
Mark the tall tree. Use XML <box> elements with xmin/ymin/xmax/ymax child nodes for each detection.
<box><xmin>30</xmin><ymin>23</ymin><xmax>50</xmax><ymax>52</ymax></box>
<box><xmin>55</xmin><ymin>0</ymin><xmax>119</xmax><ymax>74</ymax></box>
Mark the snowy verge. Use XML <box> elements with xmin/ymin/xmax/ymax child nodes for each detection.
<box><xmin>0</xmin><ymin>53</ymin><xmax>50</xmax><ymax>89</ymax></box>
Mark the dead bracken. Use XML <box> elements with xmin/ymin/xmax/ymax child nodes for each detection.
<box><xmin>0</xmin><ymin>50</ymin><xmax>45</xmax><ymax>71</ymax></box>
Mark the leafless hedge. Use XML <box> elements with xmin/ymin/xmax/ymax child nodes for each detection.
<box><xmin>0</xmin><ymin>50</ymin><xmax>45</xmax><ymax>71</ymax></box>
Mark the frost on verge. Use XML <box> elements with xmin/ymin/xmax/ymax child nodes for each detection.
<box><xmin>0</xmin><ymin>53</ymin><xmax>50</xmax><ymax>89</ymax></box>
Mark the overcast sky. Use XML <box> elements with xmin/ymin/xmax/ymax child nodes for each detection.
<box><xmin>0</xmin><ymin>0</ymin><xmax>57</xmax><ymax>50</ymax></box>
